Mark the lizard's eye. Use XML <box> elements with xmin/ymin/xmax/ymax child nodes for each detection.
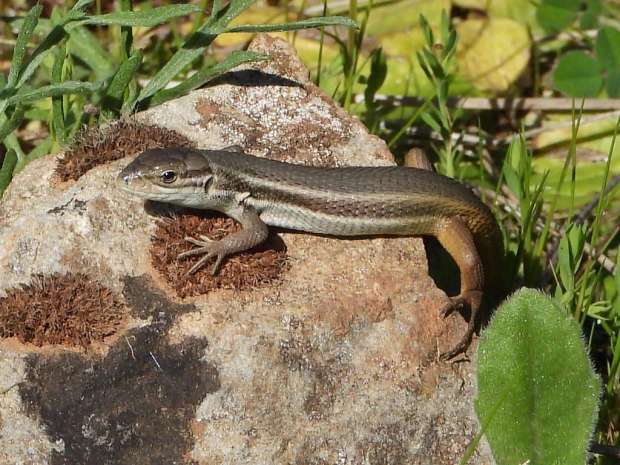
<box><xmin>161</xmin><ymin>170</ymin><xmax>177</xmax><ymax>184</ymax></box>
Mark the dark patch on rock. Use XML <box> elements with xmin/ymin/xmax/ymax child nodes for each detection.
<box><xmin>47</xmin><ymin>198</ymin><xmax>88</xmax><ymax>216</ymax></box>
<box><xmin>55</xmin><ymin>120</ymin><xmax>195</xmax><ymax>182</ymax></box>
<box><xmin>19</xmin><ymin>276</ymin><xmax>220</xmax><ymax>465</ymax></box>
<box><xmin>121</xmin><ymin>274</ymin><xmax>196</xmax><ymax>321</ymax></box>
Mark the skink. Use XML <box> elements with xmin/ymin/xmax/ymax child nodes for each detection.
<box><xmin>117</xmin><ymin>146</ymin><xmax>504</xmax><ymax>359</ymax></box>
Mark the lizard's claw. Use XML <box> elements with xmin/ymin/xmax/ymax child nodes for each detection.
<box><xmin>438</xmin><ymin>290</ymin><xmax>483</xmax><ymax>361</ymax></box>
<box><xmin>178</xmin><ymin>236</ymin><xmax>226</xmax><ymax>275</ymax></box>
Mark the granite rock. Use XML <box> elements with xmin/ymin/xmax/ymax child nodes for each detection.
<box><xmin>0</xmin><ymin>35</ymin><xmax>491</xmax><ymax>465</ymax></box>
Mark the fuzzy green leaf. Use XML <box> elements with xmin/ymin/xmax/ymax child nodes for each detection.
<box><xmin>476</xmin><ymin>288</ymin><xmax>601</xmax><ymax>465</ymax></box>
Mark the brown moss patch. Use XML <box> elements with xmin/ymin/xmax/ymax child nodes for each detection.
<box><xmin>0</xmin><ymin>274</ymin><xmax>125</xmax><ymax>348</ymax></box>
<box><xmin>55</xmin><ymin>120</ymin><xmax>195</xmax><ymax>182</ymax></box>
<box><xmin>151</xmin><ymin>211</ymin><xmax>288</xmax><ymax>298</ymax></box>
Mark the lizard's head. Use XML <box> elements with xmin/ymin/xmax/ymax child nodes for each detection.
<box><xmin>117</xmin><ymin>147</ymin><xmax>213</xmax><ymax>206</ymax></box>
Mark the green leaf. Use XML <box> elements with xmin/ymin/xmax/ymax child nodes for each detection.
<box><xmin>607</xmin><ymin>68</ymin><xmax>620</xmax><ymax>98</ymax></box>
<box><xmin>149</xmin><ymin>50</ymin><xmax>267</xmax><ymax>107</ymax></box>
<box><xmin>16</xmin><ymin>25</ymin><xmax>67</xmax><ymax>89</ymax></box>
<box><xmin>68</xmin><ymin>26</ymin><xmax>115</xmax><ymax>80</ymax></box>
<box><xmin>71</xmin><ymin>0</ymin><xmax>95</xmax><ymax>13</ymax></box>
<box><xmin>14</xmin><ymin>1</ymin><xmax>91</xmax><ymax>90</ymax></box>
<box><xmin>476</xmin><ymin>288</ymin><xmax>601</xmax><ymax>465</ymax></box>
<box><xmin>419</xmin><ymin>14</ymin><xmax>433</xmax><ymax>48</ymax></box>
<box><xmin>136</xmin><ymin>0</ymin><xmax>256</xmax><ymax>106</ymax></box>
<box><xmin>224</xmin><ymin>16</ymin><xmax>358</xmax><ymax>33</ymax></box>
<box><xmin>0</xmin><ymin>106</ymin><xmax>25</xmax><ymax>142</ymax></box>
<box><xmin>536</xmin><ymin>0</ymin><xmax>580</xmax><ymax>33</ymax></box>
<box><xmin>26</xmin><ymin>136</ymin><xmax>53</xmax><ymax>163</ymax></box>
<box><xmin>364</xmin><ymin>48</ymin><xmax>387</xmax><ymax>105</ymax></box>
<box><xmin>51</xmin><ymin>44</ymin><xmax>67</xmax><ymax>145</ymax></box>
<box><xmin>580</xmin><ymin>0</ymin><xmax>601</xmax><ymax>29</ymax></box>
<box><xmin>77</xmin><ymin>4</ymin><xmax>202</xmax><ymax>27</ymax></box>
<box><xmin>6</xmin><ymin>81</ymin><xmax>104</xmax><ymax>106</ymax></box>
<box><xmin>8</xmin><ymin>4</ymin><xmax>42</xmax><ymax>87</ymax></box>
<box><xmin>553</xmin><ymin>51</ymin><xmax>603</xmax><ymax>98</ymax></box>
<box><xmin>102</xmin><ymin>51</ymin><xmax>143</xmax><ymax>118</ymax></box>
<box><xmin>558</xmin><ymin>224</ymin><xmax>585</xmax><ymax>292</ymax></box>
<box><xmin>595</xmin><ymin>26</ymin><xmax>620</xmax><ymax>71</ymax></box>
<box><xmin>420</xmin><ymin>111</ymin><xmax>441</xmax><ymax>133</ymax></box>
<box><xmin>0</xmin><ymin>149</ymin><xmax>18</xmax><ymax>198</ymax></box>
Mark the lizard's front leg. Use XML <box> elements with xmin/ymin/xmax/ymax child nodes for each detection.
<box><xmin>178</xmin><ymin>206</ymin><xmax>269</xmax><ymax>275</ymax></box>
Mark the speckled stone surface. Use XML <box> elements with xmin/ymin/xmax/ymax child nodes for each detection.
<box><xmin>0</xmin><ymin>35</ymin><xmax>492</xmax><ymax>465</ymax></box>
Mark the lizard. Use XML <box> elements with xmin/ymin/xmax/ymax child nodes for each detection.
<box><xmin>117</xmin><ymin>146</ymin><xmax>504</xmax><ymax>359</ymax></box>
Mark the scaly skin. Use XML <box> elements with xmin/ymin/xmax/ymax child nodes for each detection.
<box><xmin>118</xmin><ymin>147</ymin><xmax>504</xmax><ymax>359</ymax></box>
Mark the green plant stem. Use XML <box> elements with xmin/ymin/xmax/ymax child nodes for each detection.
<box><xmin>533</xmin><ymin>100</ymin><xmax>584</xmax><ymax>260</ymax></box>
<box><xmin>315</xmin><ymin>0</ymin><xmax>328</xmax><ymax>87</ymax></box>
<box><xmin>575</xmin><ymin>117</ymin><xmax>619</xmax><ymax>322</ymax></box>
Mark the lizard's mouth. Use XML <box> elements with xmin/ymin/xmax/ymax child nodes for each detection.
<box><xmin>116</xmin><ymin>171</ymin><xmax>189</xmax><ymax>203</ymax></box>
<box><xmin>116</xmin><ymin>171</ymin><xmax>152</xmax><ymax>198</ymax></box>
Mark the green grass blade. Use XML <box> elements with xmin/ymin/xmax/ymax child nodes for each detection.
<box><xmin>16</xmin><ymin>25</ymin><xmax>67</xmax><ymax>89</ymax></box>
<box><xmin>388</xmin><ymin>99</ymin><xmax>431</xmax><ymax>148</ymax></box>
<box><xmin>149</xmin><ymin>50</ymin><xmax>267</xmax><ymax>107</ymax></box>
<box><xmin>25</xmin><ymin>136</ymin><xmax>53</xmax><ymax>164</ymax></box>
<box><xmin>76</xmin><ymin>4</ymin><xmax>201</xmax><ymax>27</ymax></box>
<box><xmin>136</xmin><ymin>0</ymin><xmax>256</xmax><ymax>106</ymax></box>
<box><xmin>119</xmin><ymin>0</ymin><xmax>134</xmax><ymax>60</ymax></box>
<box><xmin>15</xmin><ymin>2</ymin><xmax>92</xmax><ymax>89</ymax></box>
<box><xmin>0</xmin><ymin>106</ymin><xmax>25</xmax><ymax>143</ymax></box>
<box><xmin>102</xmin><ymin>51</ymin><xmax>142</xmax><ymax>118</ymax></box>
<box><xmin>51</xmin><ymin>44</ymin><xmax>67</xmax><ymax>145</ymax></box>
<box><xmin>533</xmin><ymin>101</ymin><xmax>584</xmax><ymax>260</ymax></box>
<box><xmin>215</xmin><ymin>0</ymin><xmax>256</xmax><ymax>29</ymax></box>
<box><xmin>7</xmin><ymin>81</ymin><xmax>104</xmax><ymax>106</ymax></box>
<box><xmin>224</xmin><ymin>16</ymin><xmax>358</xmax><ymax>33</ymax></box>
<box><xmin>8</xmin><ymin>4</ymin><xmax>42</xmax><ymax>87</ymax></box>
<box><xmin>71</xmin><ymin>0</ymin><xmax>95</xmax><ymax>13</ymax></box>
<box><xmin>0</xmin><ymin>149</ymin><xmax>17</xmax><ymax>198</ymax></box>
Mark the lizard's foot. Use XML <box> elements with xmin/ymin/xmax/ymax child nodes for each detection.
<box><xmin>178</xmin><ymin>235</ymin><xmax>227</xmax><ymax>275</ymax></box>
<box><xmin>438</xmin><ymin>290</ymin><xmax>483</xmax><ymax>361</ymax></box>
